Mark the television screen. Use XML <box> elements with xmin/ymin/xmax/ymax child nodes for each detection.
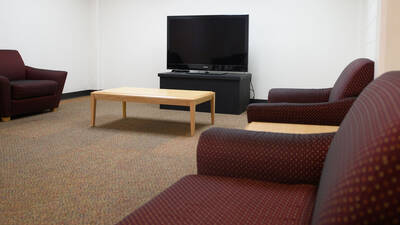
<box><xmin>167</xmin><ymin>15</ymin><xmax>249</xmax><ymax>72</ymax></box>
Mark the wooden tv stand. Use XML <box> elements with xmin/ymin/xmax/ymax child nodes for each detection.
<box><xmin>158</xmin><ymin>72</ymin><xmax>252</xmax><ymax>115</ymax></box>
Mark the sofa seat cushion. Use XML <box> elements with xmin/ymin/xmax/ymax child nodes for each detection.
<box><xmin>11</xmin><ymin>80</ymin><xmax>58</xmax><ymax>100</ymax></box>
<box><xmin>117</xmin><ymin>175</ymin><xmax>317</xmax><ymax>225</ymax></box>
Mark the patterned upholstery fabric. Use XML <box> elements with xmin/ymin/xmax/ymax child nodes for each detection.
<box><xmin>247</xmin><ymin>98</ymin><xmax>355</xmax><ymax>125</ymax></box>
<box><xmin>268</xmin><ymin>88</ymin><xmax>331</xmax><ymax>103</ymax></box>
<box><xmin>329</xmin><ymin>58</ymin><xmax>374</xmax><ymax>102</ymax></box>
<box><xmin>11</xmin><ymin>80</ymin><xmax>58</xmax><ymax>100</ymax></box>
<box><xmin>11</xmin><ymin>95</ymin><xmax>58</xmax><ymax>116</ymax></box>
<box><xmin>0</xmin><ymin>50</ymin><xmax>67</xmax><ymax>118</ymax></box>
<box><xmin>247</xmin><ymin>58</ymin><xmax>374</xmax><ymax>125</ymax></box>
<box><xmin>197</xmin><ymin>128</ymin><xmax>335</xmax><ymax>185</ymax></box>
<box><xmin>0</xmin><ymin>75</ymin><xmax>11</xmax><ymax>117</ymax></box>
<box><xmin>312</xmin><ymin>71</ymin><xmax>400</xmax><ymax>224</ymax></box>
<box><xmin>0</xmin><ymin>50</ymin><xmax>26</xmax><ymax>81</ymax></box>
<box><xmin>116</xmin><ymin>71</ymin><xmax>400</xmax><ymax>225</ymax></box>
<box><xmin>116</xmin><ymin>175</ymin><xmax>317</xmax><ymax>225</ymax></box>
<box><xmin>25</xmin><ymin>66</ymin><xmax>67</xmax><ymax>106</ymax></box>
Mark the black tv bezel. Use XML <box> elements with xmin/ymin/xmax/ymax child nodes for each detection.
<box><xmin>167</xmin><ymin>15</ymin><xmax>249</xmax><ymax>72</ymax></box>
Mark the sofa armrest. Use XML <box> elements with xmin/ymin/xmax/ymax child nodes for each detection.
<box><xmin>197</xmin><ymin>128</ymin><xmax>335</xmax><ymax>185</ymax></box>
<box><xmin>25</xmin><ymin>66</ymin><xmax>67</xmax><ymax>104</ymax></box>
<box><xmin>247</xmin><ymin>97</ymin><xmax>356</xmax><ymax>126</ymax></box>
<box><xmin>268</xmin><ymin>88</ymin><xmax>332</xmax><ymax>103</ymax></box>
<box><xmin>0</xmin><ymin>75</ymin><xmax>11</xmax><ymax>117</ymax></box>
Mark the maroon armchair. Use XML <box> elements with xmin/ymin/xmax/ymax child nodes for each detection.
<box><xmin>0</xmin><ymin>50</ymin><xmax>67</xmax><ymax>121</ymax></box>
<box><xmin>116</xmin><ymin>71</ymin><xmax>400</xmax><ymax>225</ymax></box>
<box><xmin>247</xmin><ymin>58</ymin><xmax>374</xmax><ymax>125</ymax></box>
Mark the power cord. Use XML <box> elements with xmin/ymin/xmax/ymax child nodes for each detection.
<box><xmin>250</xmin><ymin>80</ymin><xmax>255</xmax><ymax>99</ymax></box>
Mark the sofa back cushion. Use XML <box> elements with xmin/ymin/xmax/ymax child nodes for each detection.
<box><xmin>312</xmin><ymin>71</ymin><xmax>400</xmax><ymax>224</ymax></box>
<box><xmin>0</xmin><ymin>50</ymin><xmax>26</xmax><ymax>81</ymax></box>
<box><xmin>329</xmin><ymin>58</ymin><xmax>374</xmax><ymax>102</ymax></box>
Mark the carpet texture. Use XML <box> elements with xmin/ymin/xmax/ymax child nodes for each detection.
<box><xmin>0</xmin><ymin>97</ymin><xmax>248</xmax><ymax>225</ymax></box>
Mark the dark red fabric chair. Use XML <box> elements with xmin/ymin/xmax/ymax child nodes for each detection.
<box><xmin>247</xmin><ymin>58</ymin><xmax>374</xmax><ymax>125</ymax></box>
<box><xmin>0</xmin><ymin>50</ymin><xmax>67</xmax><ymax>121</ymax></box>
<box><xmin>116</xmin><ymin>71</ymin><xmax>400</xmax><ymax>225</ymax></box>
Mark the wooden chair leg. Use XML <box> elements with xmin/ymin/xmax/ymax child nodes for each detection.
<box><xmin>1</xmin><ymin>117</ymin><xmax>11</xmax><ymax>122</ymax></box>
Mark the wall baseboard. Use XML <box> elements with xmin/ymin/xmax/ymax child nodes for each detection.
<box><xmin>61</xmin><ymin>90</ymin><xmax>97</xmax><ymax>100</ymax></box>
<box><xmin>61</xmin><ymin>91</ymin><xmax>267</xmax><ymax>102</ymax></box>
<box><xmin>249</xmin><ymin>98</ymin><xmax>268</xmax><ymax>104</ymax></box>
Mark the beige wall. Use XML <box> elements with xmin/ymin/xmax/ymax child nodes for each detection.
<box><xmin>0</xmin><ymin>0</ymin><xmax>99</xmax><ymax>93</ymax></box>
<box><xmin>378</xmin><ymin>0</ymin><xmax>400</xmax><ymax>75</ymax></box>
<box><xmin>361</xmin><ymin>0</ymin><xmax>378</xmax><ymax>61</ymax></box>
<box><xmin>99</xmin><ymin>0</ymin><xmax>365</xmax><ymax>99</ymax></box>
<box><xmin>360</xmin><ymin>0</ymin><xmax>379</xmax><ymax>76</ymax></box>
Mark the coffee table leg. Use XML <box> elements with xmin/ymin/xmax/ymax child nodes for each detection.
<box><xmin>122</xmin><ymin>101</ymin><xmax>127</xmax><ymax>119</ymax></box>
<box><xmin>190</xmin><ymin>103</ymin><xmax>195</xmax><ymax>136</ymax></box>
<box><xmin>211</xmin><ymin>94</ymin><xmax>215</xmax><ymax>125</ymax></box>
<box><xmin>91</xmin><ymin>94</ymin><xmax>96</xmax><ymax>127</ymax></box>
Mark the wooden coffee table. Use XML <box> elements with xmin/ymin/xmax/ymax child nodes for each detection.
<box><xmin>90</xmin><ymin>87</ymin><xmax>215</xmax><ymax>136</ymax></box>
<box><xmin>245</xmin><ymin>122</ymin><xmax>339</xmax><ymax>134</ymax></box>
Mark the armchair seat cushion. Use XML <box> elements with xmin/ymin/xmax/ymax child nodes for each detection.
<box><xmin>117</xmin><ymin>175</ymin><xmax>317</xmax><ymax>225</ymax></box>
<box><xmin>11</xmin><ymin>80</ymin><xmax>58</xmax><ymax>100</ymax></box>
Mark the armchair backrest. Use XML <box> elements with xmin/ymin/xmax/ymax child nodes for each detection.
<box><xmin>329</xmin><ymin>58</ymin><xmax>374</xmax><ymax>102</ymax></box>
<box><xmin>312</xmin><ymin>71</ymin><xmax>400</xmax><ymax>224</ymax></box>
<box><xmin>0</xmin><ymin>50</ymin><xmax>26</xmax><ymax>81</ymax></box>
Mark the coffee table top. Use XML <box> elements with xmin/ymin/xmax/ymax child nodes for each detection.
<box><xmin>92</xmin><ymin>87</ymin><xmax>214</xmax><ymax>101</ymax></box>
<box><xmin>245</xmin><ymin>122</ymin><xmax>339</xmax><ymax>134</ymax></box>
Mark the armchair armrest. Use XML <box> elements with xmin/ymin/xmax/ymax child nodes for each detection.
<box><xmin>0</xmin><ymin>75</ymin><xmax>11</xmax><ymax>117</ymax></box>
<box><xmin>197</xmin><ymin>128</ymin><xmax>335</xmax><ymax>185</ymax></box>
<box><xmin>247</xmin><ymin>97</ymin><xmax>356</xmax><ymax>126</ymax></box>
<box><xmin>25</xmin><ymin>66</ymin><xmax>67</xmax><ymax>103</ymax></box>
<box><xmin>25</xmin><ymin>66</ymin><xmax>67</xmax><ymax>86</ymax></box>
<box><xmin>268</xmin><ymin>88</ymin><xmax>332</xmax><ymax>103</ymax></box>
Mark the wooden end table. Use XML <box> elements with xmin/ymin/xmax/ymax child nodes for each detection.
<box><xmin>245</xmin><ymin>122</ymin><xmax>339</xmax><ymax>134</ymax></box>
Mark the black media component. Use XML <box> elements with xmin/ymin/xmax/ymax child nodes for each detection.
<box><xmin>159</xmin><ymin>72</ymin><xmax>252</xmax><ymax>115</ymax></box>
<box><xmin>167</xmin><ymin>15</ymin><xmax>249</xmax><ymax>72</ymax></box>
<box><xmin>171</xmin><ymin>69</ymin><xmax>190</xmax><ymax>73</ymax></box>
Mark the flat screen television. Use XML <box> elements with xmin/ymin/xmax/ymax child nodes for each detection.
<box><xmin>167</xmin><ymin>15</ymin><xmax>249</xmax><ymax>72</ymax></box>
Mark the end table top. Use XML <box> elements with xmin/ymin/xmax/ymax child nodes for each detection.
<box><xmin>246</xmin><ymin>122</ymin><xmax>339</xmax><ymax>134</ymax></box>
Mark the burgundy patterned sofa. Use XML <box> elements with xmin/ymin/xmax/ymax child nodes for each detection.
<box><xmin>247</xmin><ymin>58</ymin><xmax>374</xmax><ymax>125</ymax></box>
<box><xmin>116</xmin><ymin>71</ymin><xmax>400</xmax><ymax>225</ymax></box>
<box><xmin>0</xmin><ymin>50</ymin><xmax>67</xmax><ymax>121</ymax></box>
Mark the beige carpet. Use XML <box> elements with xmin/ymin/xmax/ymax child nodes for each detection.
<box><xmin>0</xmin><ymin>96</ymin><xmax>248</xmax><ymax>225</ymax></box>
